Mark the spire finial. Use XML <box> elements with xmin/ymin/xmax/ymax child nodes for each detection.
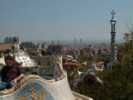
<box><xmin>111</xmin><ymin>9</ymin><xmax>116</xmax><ymax>20</ymax></box>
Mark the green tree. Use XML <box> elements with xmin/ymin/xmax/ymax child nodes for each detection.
<box><xmin>74</xmin><ymin>42</ymin><xmax>133</xmax><ymax>100</ymax></box>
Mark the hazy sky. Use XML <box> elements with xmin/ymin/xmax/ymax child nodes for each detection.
<box><xmin>0</xmin><ymin>0</ymin><xmax>133</xmax><ymax>42</ymax></box>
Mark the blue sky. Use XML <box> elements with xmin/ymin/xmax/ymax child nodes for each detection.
<box><xmin>0</xmin><ymin>0</ymin><xmax>133</xmax><ymax>42</ymax></box>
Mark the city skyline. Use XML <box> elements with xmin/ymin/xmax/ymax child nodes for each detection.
<box><xmin>0</xmin><ymin>0</ymin><xmax>133</xmax><ymax>42</ymax></box>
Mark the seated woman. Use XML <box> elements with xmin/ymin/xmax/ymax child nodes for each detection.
<box><xmin>0</xmin><ymin>55</ymin><xmax>24</xmax><ymax>91</ymax></box>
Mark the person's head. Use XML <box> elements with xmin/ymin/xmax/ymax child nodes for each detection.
<box><xmin>4</xmin><ymin>55</ymin><xmax>15</xmax><ymax>66</ymax></box>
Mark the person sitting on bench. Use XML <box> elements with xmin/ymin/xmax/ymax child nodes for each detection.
<box><xmin>0</xmin><ymin>55</ymin><xmax>24</xmax><ymax>90</ymax></box>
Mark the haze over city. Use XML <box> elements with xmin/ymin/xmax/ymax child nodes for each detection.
<box><xmin>0</xmin><ymin>0</ymin><xmax>133</xmax><ymax>42</ymax></box>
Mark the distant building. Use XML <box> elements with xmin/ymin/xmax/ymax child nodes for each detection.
<box><xmin>20</xmin><ymin>42</ymin><xmax>37</xmax><ymax>49</ymax></box>
<box><xmin>4</xmin><ymin>36</ymin><xmax>19</xmax><ymax>44</ymax></box>
<box><xmin>47</xmin><ymin>44</ymin><xmax>63</xmax><ymax>55</ymax></box>
<box><xmin>124</xmin><ymin>32</ymin><xmax>133</xmax><ymax>42</ymax></box>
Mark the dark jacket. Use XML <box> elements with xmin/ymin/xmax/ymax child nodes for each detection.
<box><xmin>1</xmin><ymin>65</ymin><xmax>21</xmax><ymax>82</ymax></box>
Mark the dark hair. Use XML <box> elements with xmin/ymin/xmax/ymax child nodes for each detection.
<box><xmin>4</xmin><ymin>55</ymin><xmax>15</xmax><ymax>61</ymax></box>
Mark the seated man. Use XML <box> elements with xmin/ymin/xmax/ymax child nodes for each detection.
<box><xmin>0</xmin><ymin>55</ymin><xmax>24</xmax><ymax>90</ymax></box>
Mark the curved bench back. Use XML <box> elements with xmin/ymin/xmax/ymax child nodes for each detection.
<box><xmin>0</xmin><ymin>74</ymin><xmax>75</xmax><ymax>100</ymax></box>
